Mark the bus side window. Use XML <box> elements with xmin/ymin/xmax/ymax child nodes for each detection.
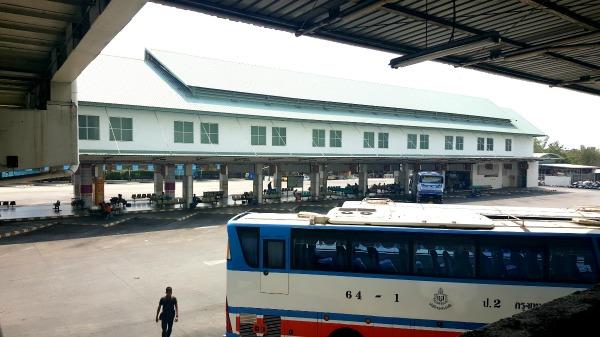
<box><xmin>236</xmin><ymin>227</ymin><xmax>259</xmax><ymax>268</ymax></box>
<box><xmin>479</xmin><ymin>238</ymin><xmax>543</xmax><ymax>281</ymax></box>
<box><xmin>351</xmin><ymin>235</ymin><xmax>408</xmax><ymax>275</ymax></box>
<box><xmin>548</xmin><ymin>238</ymin><xmax>598</xmax><ymax>284</ymax></box>
<box><xmin>413</xmin><ymin>236</ymin><xmax>475</xmax><ymax>278</ymax></box>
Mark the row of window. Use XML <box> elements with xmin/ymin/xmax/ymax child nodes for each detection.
<box><xmin>236</xmin><ymin>227</ymin><xmax>599</xmax><ymax>284</ymax></box>
<box><xmin>78</xmin><ymin>115</ymin><xmax>512</xmax><ymax>152</ymax></box>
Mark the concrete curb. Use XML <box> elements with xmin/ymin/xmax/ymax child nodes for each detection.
<box><xmin>0</xmin><ymin>213</ymin><xmax>83</xmax><ymax>223</ymax></box>
<box><xmin>0</xmin><ymin>222</ymin><xmax>57</xmax><ymax>239</ymax></box>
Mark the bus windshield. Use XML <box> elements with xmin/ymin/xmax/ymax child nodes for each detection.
<box><xmin>420</xmin><ymin>175</ymin><xmax>443</xmax><ymax>184</ymax></box>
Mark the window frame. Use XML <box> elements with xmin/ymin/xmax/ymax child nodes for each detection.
<box><xmin>174</xmin><ymin>121</ymin><xmax>194</xmax><ymax>144</ymax></box>
<box><xmin>78</xmin><ymin>115</ymin><xmax>100</xmax><ymax>140</ymax></box>
<box><xmin>363</xmin><ymin>131</ymin><xmax>375</xmax><ymax>148</ymax></box>
<box><xmin>312</xmin><ymin>129</ymin><xmax>325</xmax><ymax>147</ymax></box>
<box><xmin>377</xmin><ymin>132</ymin><xmax>389</xmax><ymax>149</ymax></box>
<box><xmin>330</xmin><ymin>130</ymin><xmax>342</xmax><ymax>148</ymax></box>
<box><xmin>505</xmin><ymin>138</ymin><xmax>512</xmax><ymax>152</ymax></box>
<box><xmin>486</xmin><ymin>137</ymin><xmax>494</xmax><ymax>151</ymax></box>
<box><xmin>445</xmin><ymin>136</ymin><xmax>454</xmax><ymax>150</ymax></box>
<box><xmin>407</xmin><ymin>134</ymin><xmax>417</xmax><ymax>149</ymax></box>
<box><xmin>200</xmin><ymin>122</ymin><xmax>218</xmax><ymax>145</ymax></box>
<box><xmin>251</xmin><ymin>125</ymin><xmax>267</xmax><ymax>146</ymax></box>
<box><xmin>272</xmin><ymin>127</ymin><xmax>287</xmax><ymax>146</ymax></box>
<box><xmin>477</xmin><ymin>137</ymin><xmax>485</xmax><ymax>151</ymax></box>
<box><xmin>456</xmin><ymin>136</ymin><xmax>464</xmax><ymax>150</ymax></box>
<box><xmin>419</xmin><ymin>134</ymin><xmax>429</xmax><ymax>149</ymax></box>
<box><xmin>109</xmin><ymin>117</ymin><xmax>133</xmax><ymax>142</ymax></box>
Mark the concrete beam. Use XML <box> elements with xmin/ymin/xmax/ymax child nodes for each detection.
<box><xmin>51</xmin><ymin>0</ymin><xmax>146</xmax><ymax>82</ymax></box>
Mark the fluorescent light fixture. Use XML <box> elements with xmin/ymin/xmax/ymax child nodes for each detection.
<box><xmin>390</xmin><ymin>32</ymin><xmax>501</xmax><ymax>68</ymax></box>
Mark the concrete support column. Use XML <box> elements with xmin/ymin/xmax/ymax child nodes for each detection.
<box><xmin>253</xmin><ymin>163</ymin><xmax>264</xmax><ymax>204</ymax></box>
<box><xmin>358</xmin><ymin>164</ymin><xmax>368</xmax><ymax>197</ymax></box>
<box><xmin>273</xmin><ymin>164</ymin><xmax>282</xmax><ymax>192</ymax></box>
<box><xmin>182</xmin><ymin>163</ymin><xmax>193</xmax><ymax>208</ymax></box>
<box><xmin>154</xmin><ymin>165</ymin><xmax>164</xmax><ymax>196</ymax></box>
<box><xmin>471</xmin><ymin>164</ymin><xmax>478</xmax><ymax>189</ymax></box>
<box><xmin>310</xmin><ymin>164</ymin><xmax>320</xmax><ymax>200</ymax></box>
<box><xmin>393</xmin><ymin>168</ymin><xmax>401</xmax><ymax>185</ymax></box>
<box><xmin>320</xmin><ymin>165</ymin><xmax>327</xmax><ymax>199</ymax></box>
<box><xmin>93</xmin><ymin>165</ymin><xmax>105</xmax><ymax>206</ymax></box>
<box><xmin>526</xmin><ymin>161</ymin><xmax>539</xmax><ymax>188</ymax></box>
<box><xmin>72</xmin><ymin>168</ymin><xmax>81</xmax><ymax>199</ymax></box>
<box><xmin>219</xmin><ymin>164</ymin><xmax>229</xmax><ymax>200</ymax></box>
<box><xmin>80</xmin><ymin>165</ymin><xmax>93</xmax><ymax>208</ymax></box>
<box><xmin>403</xmin><ymin>164</ymin><xmax>412</xmax><ymax>195</ymax></box>
<box><xmin>164</xmin><ymin>164</ymin><xmax>176</xmax><ymax>199</ymax></box>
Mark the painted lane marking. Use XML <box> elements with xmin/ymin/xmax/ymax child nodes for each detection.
<box><xmin>203</xmin><ymin>259</ymin><xmax>226</xmax><ymax>266</ymax></box>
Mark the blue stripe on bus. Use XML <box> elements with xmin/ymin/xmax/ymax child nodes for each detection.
<box><xmin>227</xmin><ymin>221</ymin><xmax>600</xmax><ymax>238</ymax></box>
<box><xmin>228</xmin><ymin>306</ymin><xmax>486</xmax><ymax>330</ymax></box>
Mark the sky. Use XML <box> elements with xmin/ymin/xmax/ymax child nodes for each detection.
<box><xmin>100</xmin><ymin>2</ymin><xmax>600</xmax><ymax>149</ymax></box>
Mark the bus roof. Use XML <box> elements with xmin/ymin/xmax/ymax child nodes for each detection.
<box><xmin>230</xmin><ymin>199</ymin><xmax>600</xmax><ymax>235</ymax></box>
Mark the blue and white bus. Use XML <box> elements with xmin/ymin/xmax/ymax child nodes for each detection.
<box><xmin>225</xmin><ymin>199</ymin><xmax>600</xmax><ymax>337</ymax></box>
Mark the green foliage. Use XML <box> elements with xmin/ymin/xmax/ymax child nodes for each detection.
<box><xmin>534</xmin><ymin>137</ymin><xmax>600</xmax><ymax>166</ymax></box>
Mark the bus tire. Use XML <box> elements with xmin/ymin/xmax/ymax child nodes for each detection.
<box><xmin>329</xmin><ymin>328</ymin><xmax>363</xmax><ymax>337</ymax></box>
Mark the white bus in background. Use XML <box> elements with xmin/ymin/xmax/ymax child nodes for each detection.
<box><xmin>225</xmin><ymin>199</ymin><xmax>600</xmax><ymax>337</ymax></box>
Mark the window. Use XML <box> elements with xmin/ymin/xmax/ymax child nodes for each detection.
<box><xmin>272</xmin><ymin>127</ymin><xmax>286</xmax><ymax>146</ymax></box>
<box><xmin>456</xmin><ymin>136</ymin><xmax>464</xmax><ymax>150</ymax></box>
<box><xmin>251</xmin><ymin>126</ymin><xmax>266</xmax><ymax>145</ymax></box>
<box><xmin>78</xmin><ymin>115</ymin><xmax>99</xmax><ymax>140</ymax></box>
<box><xmin>413</xmin><ymin>236</ymin><xmax>475</xmax><ymax>278</ymax></box>
<box><xmin>291</xmin><ymin>229</ymin><xmax>409</xmax><ymax>275</ymax></box>
<box><xmin>419</xmin><ymin>134</ymin><xmax>429</xmax><ymax>149</ymax></box>
<box><xmin>445</xmin><ymin>136</ymin><xmax>453</xmax><ymax>150</ymax></box>
<box><xmin>174</xmin><ymin>121</ymin><xmax>193</xmax><ymax>143</ymax></box>
<box><xmin>378</xmin><ymin>132</ymin><xmax>389</xmax><ymax>148</ymax></box>
<box><xmin>548</xmin><ymin>238</ymin><xmax>598</xmax><ymax>284</ymax></box>
<box><xmin>479</xmin><ymin>238</ymin><xmax>544</xmax><ymax>281</ymax></box>
<box><xmin>503</xmin><ymin>163</ymin><xmax>513</xmax><ymax>170</ymax></box>
<box><xmin>236</xmin><ymin>227</ymin><xmax>259</xmax><ymax>268</ymax></box>
<box><xmin>505</xmin><ymin>139</ymin><xmax>512</xmax><ymax>151</ymax></box>
<box><xmin>330</xmin><ymin>130</ymin><xmax>342</xmax><ymax>147</ymax></box>
<box><xmin>200</xmin><ymin>122</ymin><xmax>218</xmax><ymax>144</ymax></box>
<box><xmin>264</xmin><ymin>240</ymin><xmax>286</xmax><ymax>269</ymax></box>
<box><xmin>486</xmin><ymin>138</ymin><xmax>494</xmax><ymax>151</ymax></box>
<box><xmin>477</xmin><ymin>137</ymin><xmax>485</xmax><ymax>151</ymax></box>
<box><xmin>351</xmin><ymin>234</ymin><xmax>409</xmax><ymax>275</ymax></box>
<box><xmin>407</xmin><ymin>134</ymin><xmax>417</xmax><ymax>149</ymax></box>
<box><xmin>312</xmin><ymin>129</ymin><xmax>325</xmax><ymax>147</ymax></box>
<box><xmin>109</xmin><ymin>117</ymin><xmax>133</xmax><ymax>141</ymax></box>
<box><xmin>363</xmin><ymin>132</ymin><xmax>375</xmax><ymax>148</ymax></box>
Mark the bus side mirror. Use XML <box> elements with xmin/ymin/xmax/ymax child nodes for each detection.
<box><xmin>263</xmin><ymin>271</ymin><xmax>269</xmax><ymax>276</ymax></box>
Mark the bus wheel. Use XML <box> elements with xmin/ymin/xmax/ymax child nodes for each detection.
<box><xmin>329</xmin><ymin>328</ymin><xmax>363</xmax><ymax>337</ymax></box>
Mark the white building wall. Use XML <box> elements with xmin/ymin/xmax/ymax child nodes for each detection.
<box><xmin>77</xmin><ymin>105</ymin><xmax>535</xmax><ymax>159</ymax></box>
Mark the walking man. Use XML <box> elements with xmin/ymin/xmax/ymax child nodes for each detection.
<box><xmin>156</xmin><ymin>286</ymin><xmax>179</xmax><ymax>337</ymax></box>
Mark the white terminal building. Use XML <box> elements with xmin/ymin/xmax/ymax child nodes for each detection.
<box><xmin>73</xmin><ymin>49</ymin><xmax>543</xmax><ymax>207</ymax></box>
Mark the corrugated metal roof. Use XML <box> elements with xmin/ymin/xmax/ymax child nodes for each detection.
<box><xmin>77</xmin><ymin>52</ymin><xmax>543</xmax><ymax>135</ymax></box>
<box><xmin>148</xmin><ymin>48</ymin><xmax>512</xmax><ymax>120</ymax></box>
<box><xmin>541</xmin><ymin>163</ymin><xmax>598</xmax><ymax>169</ymax></box>
<box><xmin>156</xmin><ymin>0</ymin><xmax>600</xmax><ymax>96</ymax></box>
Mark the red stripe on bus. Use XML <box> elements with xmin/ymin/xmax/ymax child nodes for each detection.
<box><xmin>280</xmin><ymin>319</ymin><xmax>462</xmax><ymax>337</ymax></box>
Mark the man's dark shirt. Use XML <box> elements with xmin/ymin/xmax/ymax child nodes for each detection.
<box><xmin>159</xmin><ymin>296</ymin><xmax>177</xmax><ymax>320</ymax></box>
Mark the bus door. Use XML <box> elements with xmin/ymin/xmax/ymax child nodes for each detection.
<box><xmin>260</xmin><ymin>232</ymin><xmax>289</xmax><ymax>295</ymax></box>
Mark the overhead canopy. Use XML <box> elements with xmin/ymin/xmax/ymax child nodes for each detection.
<box><xmin>0</xmin><ymin>0</ymin><xmax>145</xmax><ymax>109</ymax></box>
<box><xmin>158</xmin><ymin>0</ymin><xmax>600</xmax><ymax>96</ymax></box>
